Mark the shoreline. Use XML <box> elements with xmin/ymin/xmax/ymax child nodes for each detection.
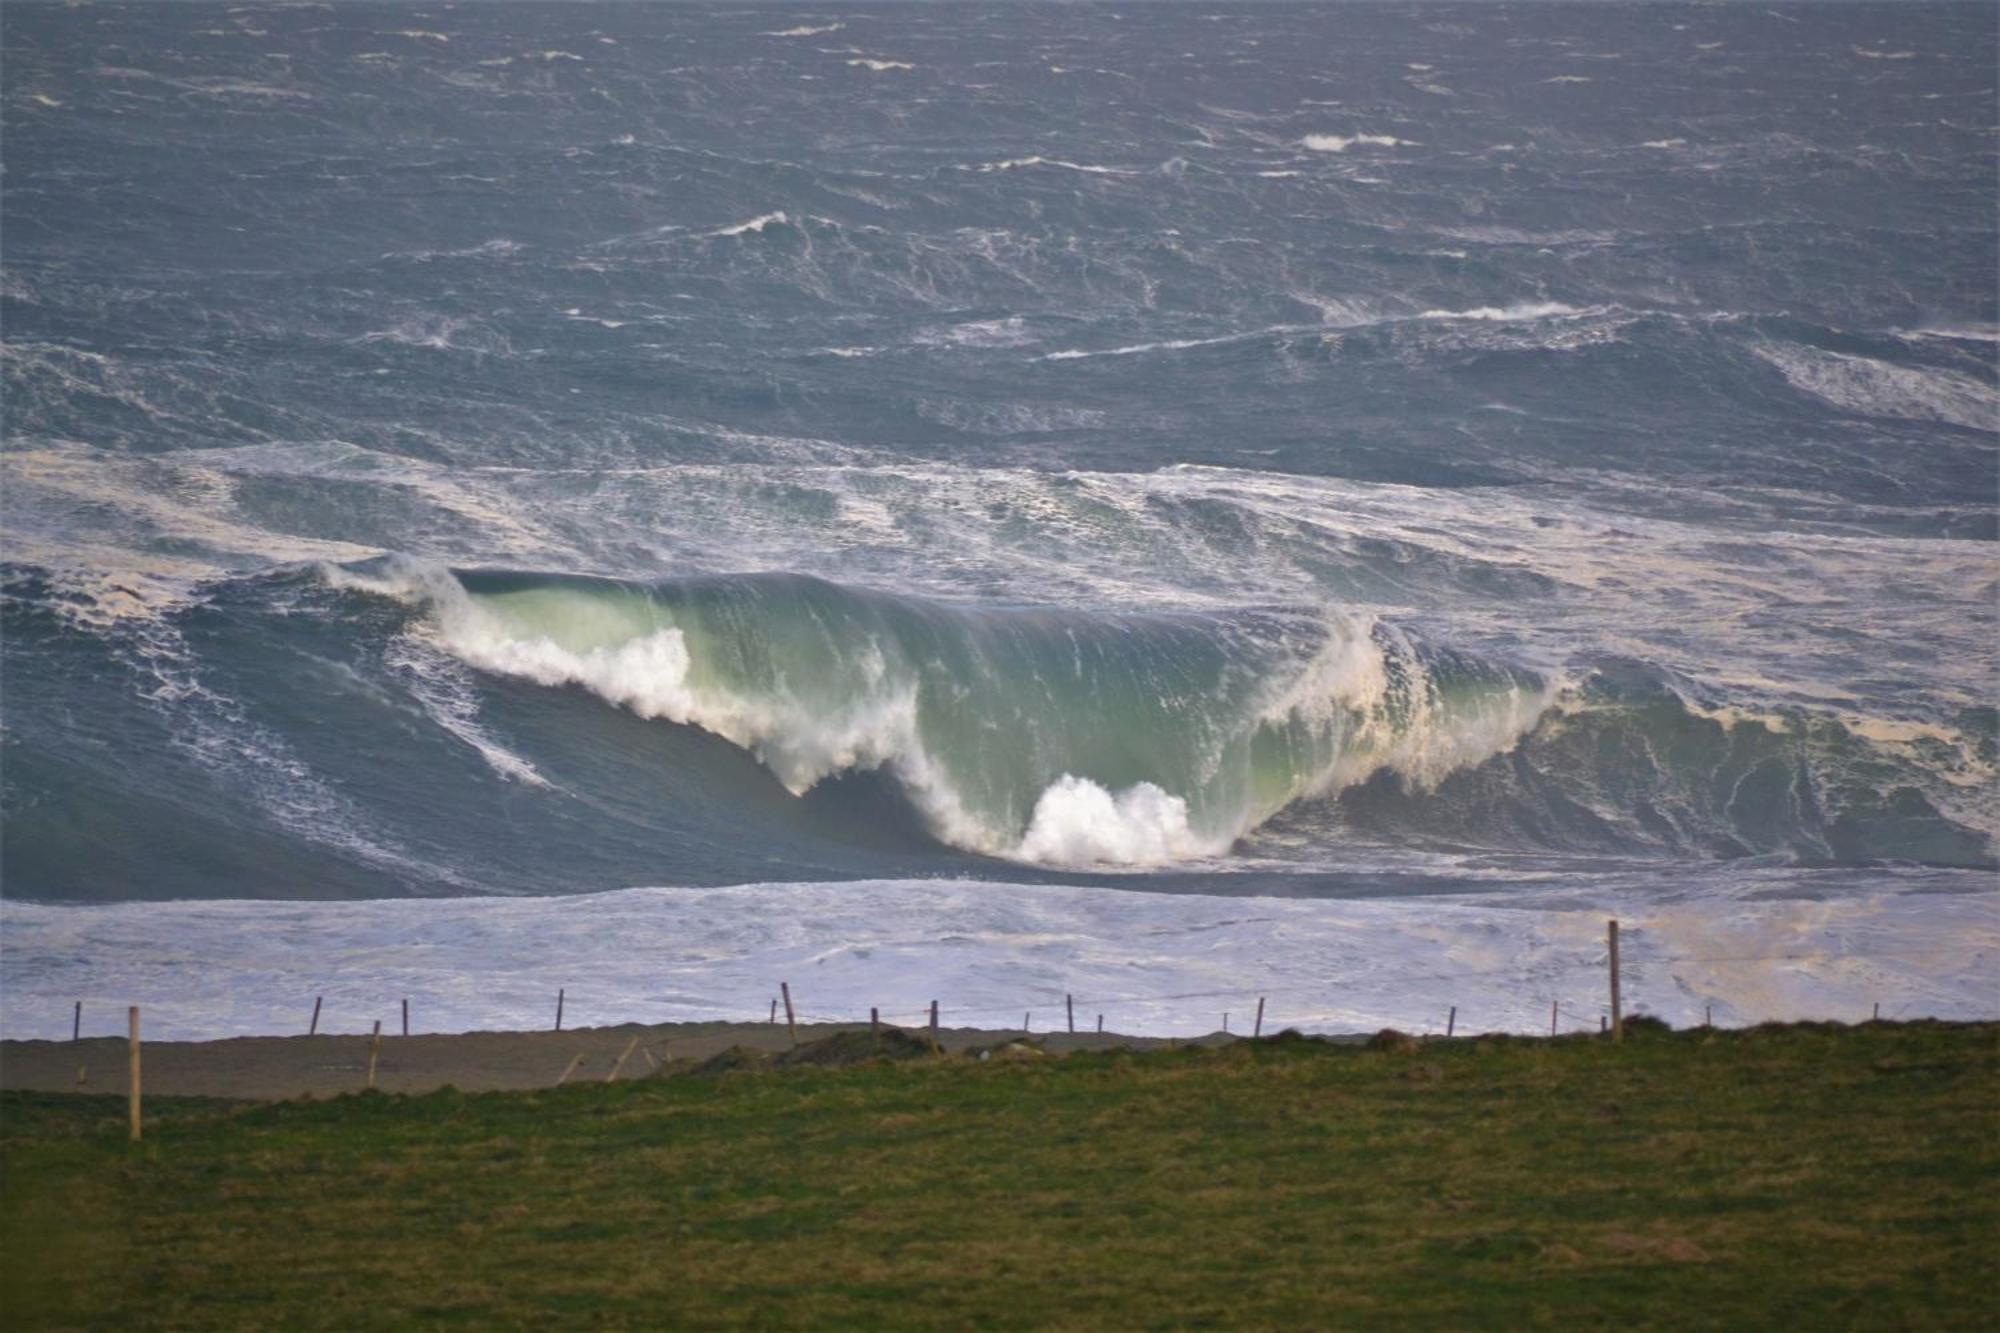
<box><xmin>0</xmin><ymin>1020</ymin><xmax>1249</xmax><ymax>1102</ymax></box>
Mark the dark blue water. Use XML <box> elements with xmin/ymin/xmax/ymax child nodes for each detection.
<box><xmin>3</xmin><ymin>3</ymin><xmax>1994</xmax><ymax>916</ymax></box>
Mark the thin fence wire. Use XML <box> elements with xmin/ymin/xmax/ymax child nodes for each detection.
<box><xmin>47</xmin><ymin>943</ymin><xmax>1990</xmax><ymax>1042</ymax></box>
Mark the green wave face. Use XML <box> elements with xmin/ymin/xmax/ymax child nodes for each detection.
<box><xmin>357</xmin><ymin>563</ymin><xmax>1553</xmax><ymax>865</ymax></box>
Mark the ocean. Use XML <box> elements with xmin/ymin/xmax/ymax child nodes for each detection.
<box><xmin>3</xmin><ymin>1</ymin><xmax>1994</xmax><ymax>1040</ymax></box>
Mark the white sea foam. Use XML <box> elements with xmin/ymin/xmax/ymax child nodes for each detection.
<box><xmin>1753</xmin><ymin>344</ymin><xmax>1999</xmax><ymax>432</ymax></box>
<box><xmin>1301</xmin><ymin>133</ymin><xmax>1413</xmax><ymax>153</ymax></box>
<box><xmin>1413</xmin><ymin>301</ymin><xmax>1589</xmax><ymax>322</ymax></box>
<box><xmin>1017</xmin><ymin>778</ymin><xmax>1216</xmax><ymax>866</ymax></box>
<box><xmin>974</xmin><ymin>156</ymin><xmax>1136</xmax><ymax>175</ymax></box>
<box><xmin>710</xmin><ymin>211</ymin><xmax>789</xmax><ymax>237</ymax></box>
<box><xmin>764</xmin><ymin>23</ymin><xmax>844</xmax><ymax>38</ymax></box>
<box><xmin>847</xmin><ymin>58</ymin><xmax>914</xmax><ymax>72</ymax></box>
<box><xmin>5</xmin><ymin>876</ymin><xmax>1991</xmax><ymax>1041</ymax></box>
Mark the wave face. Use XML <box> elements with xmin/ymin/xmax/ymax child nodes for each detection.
<box><xmin>2</xmin><ymin>1</ymin><xmax>1996</xmax><ymax>910</ymax></box>
<box><xmin>329</xmin><ymin>561</ymin><xmax>1551</xmax><ymax>866</ymax></box>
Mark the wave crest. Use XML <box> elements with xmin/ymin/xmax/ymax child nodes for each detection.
<box><xmin>325</xmin><ymin>559</ymin><xmax>1553</xmax><ymax>867</ymax></box>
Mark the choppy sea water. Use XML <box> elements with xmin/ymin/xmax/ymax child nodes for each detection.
<box><xmin>3</xmin><ymin>2</ymin><xmax>1994</xmax><ymax>1038</ymax></box>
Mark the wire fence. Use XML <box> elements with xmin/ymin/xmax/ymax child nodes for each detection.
<box><xmin>29</xmin><ymin>937</ymin><xmax>1990</xmax><ymax>1047</ymax></box>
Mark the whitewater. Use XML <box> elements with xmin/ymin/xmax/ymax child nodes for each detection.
<box><xmin>2</xmin><ymin>2</ymin><xmax>1995</xmax><ymax>1038</ymax></box>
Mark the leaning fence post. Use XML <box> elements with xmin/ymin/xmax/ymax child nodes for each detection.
<box><xmin>73</xmin><ymin>1001</ymin><xmax>81</xmax><ymax>1044</ymax></box>
<box><xmin>1023</xmin><ymin>1011</ymin><xmax>1030</xmax><ymax>1033</ymax></box>
<box><xmin>127</xmin><ymin>1006</ymin><xmax>141</xmax><ymax>1144</ymax></box>
<box><xmin>605</xmin><ymin>1036</ymin><xmax>640</xmax><ymax>1084</ymax></box>
<box><xmin>367</xmin><ymin>1020</ymin><xmax>383</xmax><ymax>1089</ymax></box>
<box><xmin>1608</xmin><ymin>919</ymin><xmax>1623</xmax><ymax>1043</ymax></box>
<box><xmin>1447</xmin><ymin>1005</ymin><xmax>1456</xmax><ymax>1038</ymax></box>
<box><xmin>554</xmin><ymin>988</ymin><xmax>565</xmax><ymax>1033</ymax></box>
<box><xmin>309</xmin><ymin>995</ymin><xmax>322</xmax><ymax>1036</ymax></box>
<box><xmin>769</xmin><ymin>998</ymin><xmax>777</xmax><ymax>1025</ymax></box>
<box><xmin>1254</xmin><ymin>997</ymin><xmax>1266</xmax><ymax>1038</ymax></box>
<box><xmin>781</xmin><ymin>982</ymin><xmax>798</xmax><ymax>1048</ymax></box>
<box><xmin>1872</xmin><ymin>1001</ymin><xmax>1880</xmax><ymax>1022</ymax></box>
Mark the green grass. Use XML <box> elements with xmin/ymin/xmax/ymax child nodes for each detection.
<box><xmin>4</xmin><ymin>1022</ymin><xmax>1995</xmax><ymax>1329</ymax></box>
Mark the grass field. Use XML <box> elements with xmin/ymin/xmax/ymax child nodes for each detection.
<box><xmin>3</xmin><ymin>1021</ymin><xmax>1994</xmax><ymax>1329</ymax></box>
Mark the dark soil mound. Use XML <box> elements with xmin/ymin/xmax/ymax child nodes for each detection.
<box><xmin>775</xmin><ymin>1027</ymin><xmax>934</xmax><ymax>1068</ymax></box>
<box><xmin>688</xmin><ymin>1046</ymin><xmax>773</xmax><ymax>1077</ymax></box>
<box><xmin>1366</xmin><ymin>1029</ymin><xmax>1421</xmax><ymax>1054</ymax></box>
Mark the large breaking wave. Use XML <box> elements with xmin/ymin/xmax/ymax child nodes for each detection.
<box><xmin>325</xmin><ymin>558</ymin><xmax>1554</xmax><ymax>867</ymax></box>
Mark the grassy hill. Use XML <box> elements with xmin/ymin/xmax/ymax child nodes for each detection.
<box><xmin>4</xmin><ymin>1021</ymin><xmax>1994</xmax><ymax>1329</ymax></box>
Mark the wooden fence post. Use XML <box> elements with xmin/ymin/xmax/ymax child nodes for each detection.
<box><xmin>72</xmin><ymin>1001</ymin><xmax>81</xmax><ymax>1044</ymax></box>
<box><xmin>402</xmin><ymin>998</ymin><xmax>410</xmax><ymax>1038</ymax></box>
<box><xmin>1023</xmin><ymin>1011</ymin><xmax>1030</xmax><ymax>1033</ymax></box>
<box><xmin>367</xmin><ymin>1020</ymin><xmax>382</xmax><ymax>1089</ymax></box>
<box><xmin>1096</xmin><ymin>1014</ymin><xmax>1103</xmax><ymax>1034</ymax></box>
<box><xmin>309</xmin><ymin>996</ymin><xmax>322</xmax><ymax>1036</ymax></box>
<box><xmin>554</xmin><ymin>988</ymin><xmax>565</xmax><ymax>1032</ymax></box>
<box><xmin>1706</xmin><ymin>1003</ymin><xmax>1713</xmax><ymax>1028</ymax></box>
<box><xmin>781</xmin><ymin>982</ymin><xmax>797</xmax><ymax>1048</ymax></box>
<box><xmin>928</xmin><ymin>999</ymin><xmax>940</xmax><ymax>1054</ymax></box>
<box><xmin>1223</xmin><ymin>1012</ymin><xmax>1229</xmax><ymax>1034</ymax></box>
<box><xmin>1067</xmin><ymin>993</ymin><xmax>1075</xmax><ymax>1034</ymax></box>
<box><xmin>870</xmin><ymin>1007</ymin><xmax>880</xmax><ymax>1052</ymax></box>
<box><xmin>1872</xmin><ymin>1001</ymin><xmax>1880</xmax><ymax>1022</ymax></box>
<box><xmin>1254</xmin><ymin>997</ymin><xmax>1266</xmax><ymax>1038</ymax></box>
<box><xmin>1446</xmin><ymin>1006</ymin><xmax>1456</xmax><ymax>1038</ymax></box>
<box><xmin>605</xmin><ymin>1036</ymin><xmax>640</xmax><ymax>1084</ymax></box>
<box><xmin>127</xmin><ymin>1006</ymin><xmax>141</xmax><ymax>1144</ymax></box>
<box><xmin>1549</xmin><ymin>1000</ymin><xmax>1558</xmax><ymax>1037</ymax></box>
<box><xmin>1608</xmin><ymin>919</ymin><xmax>1623</xmax><ymax>1043</ymax></box>
<box><xmin>769</xmin><ymin>998</ymin><xmax>777</xmax><ymax>1025</ymax></box>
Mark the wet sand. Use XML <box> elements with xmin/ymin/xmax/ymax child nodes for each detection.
<box><xmin>0</xmin><ymin>1021</ymin><xmax>1224</xmax><ymax>1102</ymax></box>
